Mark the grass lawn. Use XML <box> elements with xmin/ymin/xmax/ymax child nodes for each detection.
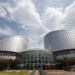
<box><xmin>0</xmin><ymin>70</ymin><xmax>31</xmax><ymax>75</ymax></box>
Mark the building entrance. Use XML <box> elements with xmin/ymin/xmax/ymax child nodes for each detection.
<box><xmin>45</xmin><ymin>65</ymin><xmax>51</xmax><ymax>70</ymax></box>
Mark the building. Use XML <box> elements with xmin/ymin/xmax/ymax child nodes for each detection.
<box><xmin>0</xmin><ymin>36</ymin><xmax>29</xmax><ymax>70</ymax></box>
<box><xmin>1</xmin><ymin>30</ymin><xmax>75</xmax><ymax>70</ymax></box>
<box><xmin>44</xmin><ymin>30</ymin><xmax>75</xmax><ymax>70</ymax></box>
<box><xmin>16</xmin><ymin>49</ymin><xmax>53</xmax><ymax>70</ymax></box>
<box><xmin>0</xmin><ymin>36</ymin><xmax>53</xmax><ymax>70</ymax></box>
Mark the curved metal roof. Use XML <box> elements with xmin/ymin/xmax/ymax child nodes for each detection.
<box><xmin>0</xmin><ymin>35</ymin><xmax>29</xmax><ymax>52</ymax></box>
<box><xmin>44</xmin><ymin>30</ymin><xmax>75</xmax><ymax>39</ymax></box>
<box><xmin>20</xmin><ymin>48</ymin><xmax>50</xmax><ymax>53</ymax></box>
<box><xmin>0</xmin><ymin>35</ymin><xmax>29</xmax><ymax>42</ymax></box>
<box><xmin>44</xmin><ymin>30</ymin><xmax>75</xmax><ymax>52</ymax></box>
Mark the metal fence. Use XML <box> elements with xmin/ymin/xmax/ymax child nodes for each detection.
<box><xmin>29</xmin><ymin>69</ymin><xmax>36</xmax><ymax>75</ymax></box>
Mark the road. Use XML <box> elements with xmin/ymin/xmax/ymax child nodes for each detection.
<box><xmin>34</xmin><ymin>70</ymin><xmax>41</xmax><ymax>75</ymax></box>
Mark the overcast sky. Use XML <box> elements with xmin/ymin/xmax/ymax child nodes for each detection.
<box><xmin>0</xmin><ymin>0</ymin><xmax>75</xmax><ymax>48</ymax></box>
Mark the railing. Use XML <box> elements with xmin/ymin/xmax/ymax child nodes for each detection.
<box><xmin>29</xmin><ymin>69</ymin><xmax>35</xmax><ymax>75</ymax></box>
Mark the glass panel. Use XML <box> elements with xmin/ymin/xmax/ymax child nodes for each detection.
<box><xmin>68</xmin><ymin>51</ymin><xmax>71</xmax><ymax>54</ymax></box>
<box><xmin>16</xmin><ymin>50</ymin><xmax>54</xmax><ymax>70</ymax></box>
<box><xmin>61</xmin><ymin>51</ymin><xmax>67</xmax><ymax>55</ymax></box>
<box><xmin>10</xmin><ymin>53</ymin><xmax>15</xmax><ymax>56</ymax></box>
<box><xmin>72</xmin><ymin>50</ymin><xmax>75</xmax><ymax>54</ymax></box>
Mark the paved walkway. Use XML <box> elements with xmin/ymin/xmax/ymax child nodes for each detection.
<box><xmin>34</xmin><ymin>70</ymin><xmax>41</xmax><ymax>75</ymax></box>
<box><xmin>44</xmin><ymin>70</ymin><xmax>75</xmax><ymax>75</ymax></box>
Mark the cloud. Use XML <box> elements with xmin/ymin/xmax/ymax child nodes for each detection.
<box><xmin>0</xmin><ymin>0</ymin><xmax>75</xmax><ymax>48</ymax></box>
<box><xmin>25</xmin><ymin>28</ymin><xmax>28</xmax><ymax>30</ymax></box>
<box><xmin>3</xmin><ymin>0</ymin><xmax>42</xmax><ymax>27</ymax></box>
<box><xmin>42</xmin><ymin>1</ymin><xmax>75</xmax><ymax>30</ymax></box>
<box><xmin>62</xmin><ymin>1</ymin><xmax>75</xmax><ymax>30</ymax></box>
<box><xmin>42</xmin><ymin>7</ymin><xmax>64</xmax><ymax>30</ymax></box>
<box><xmin>0</xmin><ymin>26</ymin><xmax>14</xmax><ymax>35</ymax></box>
<box><xmin>0</xmin><ymin>0</ymin><xmax>45</xmax><ymax>48</ymax></box>
<box><xmin>0</xmin><ymin>5</ymin><xmax>7</xmax><ymax>18</ymax></box>
<box><xmin>29</xmin><ymin>37</ymin><xmax>44</xmax><ymax>48</ymax></box>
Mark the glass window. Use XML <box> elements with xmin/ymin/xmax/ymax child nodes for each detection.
<box><xmin>38</xmin><ymin>54</ymin><xmax>41</xmax><ymax>57</ymax></box>
<box><xmin>56</xmin><ymin>52</ymin><xmax>60</xmax><ymax>56</ymax></box>
<box><xmin>27</xmin><ymin>54</ymin><xmax>29</xmax><ymax>57</ymax></box>
<box><xmin>67</xmin><ymin>51</ymin><xmax>71</xmax><ymax>54</ymax></box>
<box><xmin>0</xmin><ymin>53</ymin><xmax>1</xmax><ymax>56</ymax></box>
<box><xmin>27</xmin><ymin>57</ymin><xmax>29</xmax><ymax>60</ymax></box>
<box><xmin>6</xmin><ymin>52</ymin><xmax>9</xmax><ymax>56</ymax></box>
<box><xmin>72</xmin><ymin>50</ymin><xmax>75</xmax><ymax>54</ymax></box>
<box><xmin>61</xmin><ymin>51</ymin><xmax>67</xmax><ymax>55</ymax></box>
<box><xmin>10</xmin><ymin>53</ymin><xmax>15</xmax><ymax>56</ymax></box>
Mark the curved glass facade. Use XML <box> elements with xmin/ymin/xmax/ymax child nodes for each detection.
<box><xmin>0</xmin><ymin>36</ymin><xmax>29</xmax><ymax>70</ymax></box>
<box><xmin>0</xmin><ymin>51</ymin><xmax>17</xmax><ymax>64</ymax></box>
<box><xmin>0</xmin><ymin>52</ymin><xmax>15</xmax><ymax>56</ymax></box>
<box><xmin>53</xmin><ymin>49</ymin><xmax>75</xmax><ymax>64</ymax></box>
<box><xmin>44</xmin><ymin>30</ymin><xmax>75</xmax><ymax>64</ymax></box>
<box><xmin>16</xmin><ymin>49</ymin><xmax>53</xmax><ymax>70</ymax></box>
<box><xmin>55</xmin><ymin>50</ymin><xmax>75</xmax><ymax>56</ymax></box>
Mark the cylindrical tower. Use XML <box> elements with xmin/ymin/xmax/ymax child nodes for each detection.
<box><xmin>0</xmin><ymin>35</ymin><xmax>29</xmax><ymax>65</ymax></box>
<box><xmin>44</xmin><ymin>30</ymin><xmax>75</xmax><ymax>64</ymax></box>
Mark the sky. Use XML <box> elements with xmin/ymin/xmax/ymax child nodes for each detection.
<box><xmin>0</xmin><ymin>0</ymin><xmax>75</xmax><ymax>48</ymax></box>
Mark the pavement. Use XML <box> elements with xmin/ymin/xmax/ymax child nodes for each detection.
<box><xmin>44</xmin><ymin>70</ymin><xmax>75</xmax><ymax>75</ymax></box>
<box><xmin>34</xmin><ymin>70</ymin><xmax>41</xmax><ymax>75</ymax></box>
